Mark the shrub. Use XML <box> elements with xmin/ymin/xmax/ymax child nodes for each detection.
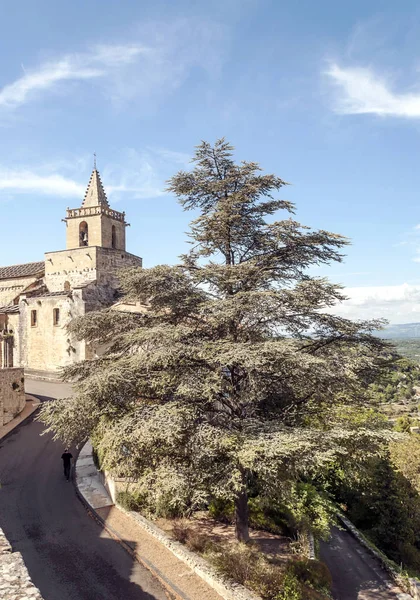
<box><xmin>395</xmin><ymin>415</ymin><xmax>413</xmax><ymax>433</ymax></box>
<box><xmin>287</xmin><ymin>559</ymin><xmax>332</xmax><ymax>592</ymax></box>
<box><xmin>185</xmin><ymin>531</ymin><xmax>212</xmax><ymax>553</ymax></box>
<box><xmin>274</xmin><ymin>571</ymin><xmax>301</xmax><ymax>600</ymax></box>
<box><xmin>399</xmin><ymin>542</ymin><xmax>420</xmax><ymax>573</ymax></box>
<box><xmin>211</xmin><ymin>543</ymin><xmax>284</xmax><ymax>599</ymax></box>
<box><xmin>211</xmin><ymin>543</ymin><xmax>262</xmax><ymax>586</ymax></box>
<box><xmin>117</xmin><ymin>490</ymin><xmax>145</xmax><ymax>512</ymax></box>
<box><xmin>208</xmin><ymin>498</ymin><xmax>235</xmax><ymax>523</ymax></box>
<box><xmin>171</xmin><ymin>522</ymin><xmax>214</xmax><ymax>553</ymax></box>
<box><xmin>248</xmin><ymin>498</ymin><xmax>287</xmax><ymax>535</ymax></box>
<box><xmin>172</xmin><ymin>520</ymin><xmax>191</xmax><ymax>544</ymax></box>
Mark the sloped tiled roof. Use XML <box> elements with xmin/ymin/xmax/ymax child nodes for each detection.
<box><xmin>28</xmin><ymin>291</ymin><xmax>71</xmax><ymax>298</ymax></box>
<box><xmin>0</xmin><ymin>305</ymin><xmax>20</xmax><ymax>314</ymax></box>
<box><xmin>0</xmin><ymin>261</ymin><xmax>44</xmax><ymax>281</ymax></box>
<box><xmin>72</xmin><ymin>280</ymin><xmax>97</xmax><ymax>289</ymax></box>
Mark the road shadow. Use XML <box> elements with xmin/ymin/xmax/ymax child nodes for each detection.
<box><xmin>0</xmin><ymin>417</ymin><xmax>167</xmax><ymax>600</ymax></box>
<box><xmin>320</xmin><ymin>528</ymin><xmax>403</xmax><ymax>600</ymax></box>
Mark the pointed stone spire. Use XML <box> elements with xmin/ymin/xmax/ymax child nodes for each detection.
<box><xmin>82</xmin><ymin>169</ymin><xmax>110</xmax><ymax>208</ymax></box>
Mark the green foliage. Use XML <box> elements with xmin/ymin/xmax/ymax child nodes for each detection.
<box><xmin>391</xmin><ymin>339</ymin><xmax>420</xmax><ymax>363</ymax></box>
<box><xmin>116</xmin><ymin>490</ymin><xmax>145</xmax><ymax>512</ymax></box>
<box><xmin>208</xmin><ymin>498</ymin><xmax>235</xmax><ymax>523</ymax></box>
<box><xmin>368</xmin><ymin>356</ymin><xmax>420</xmax><ymax>404</ymax></box>
<box><xmin>394</xmin><ymin>415</ymin><xmax>415</xmax><ymax>433</ymax></box>
<box><xmin>280</xmin><ymin>483</ymin><xmax>336</xmax><ymax>540</ymax></box>
<box><xmin>40</xmin><ymin>139</ymin><xmax>395</xmax><ymax>542</ymax></box>
<box><xmin>390</xmin><ymin>434</ymin><xmax>420</xmax><ymax>491</ymax></box>
<box><xmin>275</xmin><ymin>571</ymin><xmax>301</xmax><ymax>600</ymax></box>
<box><xmin>210</xmin><ymin>543</ymin><xmax>284</xmax><ymax>600</ymax></box>
<box><xmin>287</xmin><ymin>559</ymin><xmax>332</xmax><ymax>593</ymax></box>
<box><xmin>248</xmin><ymin>497</ymin><xmax>286</xmax><ymax>535</ymax></box>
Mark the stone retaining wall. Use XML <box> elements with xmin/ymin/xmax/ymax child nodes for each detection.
<box><xmin>0</xmin><ymin>528</ymin><xmax>43</xmax><ymax>599</ymax></box>
<box><xmin>0</xmin><ymin>368</ymin><xmax>25</xmax><ymax>426</ymax></box>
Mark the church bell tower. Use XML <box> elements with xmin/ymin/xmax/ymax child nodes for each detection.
<box><xmin>65</xmin><ymin>167</ymin><xmax>127</xmax><ymax>251</ymax></box>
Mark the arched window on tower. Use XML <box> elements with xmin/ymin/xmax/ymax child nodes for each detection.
<box><xmin>79</xmin><ymin>221</ymin><xmax>88</xmax><ymax>247</ymax></box>
<box><xmin>111</xmin><ymin>225</ymin><xmax>117</xmax><ymax>249</ymax></box>
<box><xmin>64</xmin><ymin>281</ymin><xmax>71</xmax><ymax>292</ymax></box>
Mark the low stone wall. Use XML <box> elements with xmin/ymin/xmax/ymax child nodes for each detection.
<box><xmin>0</xmin><ymin>367</ymin><xmax>25</xmax><ymax>426</ymax></box>
<box><xmin>0</xmin><ymin>528</ymin><xmax>43</xmax><ymax>599</ymax></box>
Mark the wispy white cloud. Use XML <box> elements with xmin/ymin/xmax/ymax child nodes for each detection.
<box><xmin>0</xmin><ymin>168</ymin><xmax>85</xmax><ymax>197</ymax></box>
<box><xmin>325</xmin><ymin>62</ymin><xmax>420</xmax><ymax>118</ymax></box>
<box><xmin>0</xmin><ymin>145</ymin><xmax>188</xmax><ymax>200</ymax></box>
<box><xmin>0</xmin><ymin>44</ymin><xmax>147</xmax><ymax>109</ymax></box>
<box><xmin>330</xmin><ymin>283</ymin><xmax>420</xmax><ymax>323</ymax></box>
<box><xmin>0</xmin><ymin>19</ymin><xmax>227</xmax><ymax>111</ymax></box>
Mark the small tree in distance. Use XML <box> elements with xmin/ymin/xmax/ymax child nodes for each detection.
<box><xmin>40</xmin><ymin>139</ymin><xmax>392</xmax><ymax>542</ymax></box>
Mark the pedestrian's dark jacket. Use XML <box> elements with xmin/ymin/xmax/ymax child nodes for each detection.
<box><xmin>61</xmin><ymin>452</ymin><xmax>73</xmax><ymax>466</ymax></box>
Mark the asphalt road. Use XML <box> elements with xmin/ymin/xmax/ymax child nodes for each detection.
<box><xmin>0</xmin><ymin>380</ymin><xmax>168</xmax><ymax>600</ymax></box>
<box><xmin>320</xmin><ymin>527</ymin><xmax>407</xmax><ymax>600</ymax></box>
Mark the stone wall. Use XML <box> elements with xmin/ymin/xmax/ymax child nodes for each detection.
<box><xmin>65</xmin><ymin>211</ymin><xmax>126</xmax><ymax>250</ymax></box>
<box><xmin>7</xmin><ymin>312</ymin><xmax>21</xmax><ymax>367</ymax></box>
<box><xmin>44</xmin><ymin>248</ymin><xmax>98</xmax><ymax>293</ymax></box>
<box><xmin>19</xmin><ymin>295</ymin><xmax>84</xmax><ymax>376</ymax></box>
<box><xmin>0</xmin><ymin>367</ymin><xmax>25</xmax><ymax>426</ymax></box>
<box><xmin>0</xmin><ymin>527</ymin><xmax>43</xmax><ymax>599</ymax></box>
<box><xmin>0</xmin><ymin>276</ymin><xmax>38</xmax><ymax>307</ymax></box>
<box><xmin>44</xmin><ymin>247</ymin><xmax>142</xmax><ymax>293</ymax></box>
<box><xmin>95</xmin><ymin>247</ymin><xmax>142</xmax><ymax>288</ymax></box>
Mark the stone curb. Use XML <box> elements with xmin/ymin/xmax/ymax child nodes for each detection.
<box><xmin>308</xmin><ymin>532</ymin><xmax>316</xmax><ymax>560</ymax></box>
<box><xmin>338</xmin><ymin>514</ymin><xmax>414</xmax><ymax>599</ymax></box>
<box><xmin>75</xmin><ymin>441</ymin><xmax>261</xmax><ymax>600</ymax></box>
<box><xmin>0</xmin><ymin>528</ymin><xmax>44</xmax><ymax>599</ymax></box>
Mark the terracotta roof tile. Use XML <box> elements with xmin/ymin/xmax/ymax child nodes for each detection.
<box><xmin>0</xmin><ymin>305</ymin><xmax>20</xmax><ymax>314</ymax></box>
<box><xmin>0</xmin><ymin>261</ymin><xmax>44</xmax><ymax>280</ymax></box>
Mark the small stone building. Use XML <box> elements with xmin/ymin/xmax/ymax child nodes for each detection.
<box><xmin>0</xmin><ymin>167</ymin><xmax>142</xmax><ymax>381</ymax></box>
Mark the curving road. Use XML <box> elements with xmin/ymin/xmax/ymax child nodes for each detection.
<box><xmin>0</xmin><ymin>380</ymin><xmax>168</xmax><ymax>600</ymax></box>
<box><xmin>320</xmin><ymin>525</ymin><xmax>408</xmax><ymax>599</ymax></box>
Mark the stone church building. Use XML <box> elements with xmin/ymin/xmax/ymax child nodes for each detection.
<box><xmin>0</xmin><ymin>168</ymin><xmax>142</xmax><ymax>381</ymax></box>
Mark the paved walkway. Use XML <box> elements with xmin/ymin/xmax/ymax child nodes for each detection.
<box><xmin>76</xmin><ymin>443</ymin><xmax>223</xmax><ymax>600</ymax></box>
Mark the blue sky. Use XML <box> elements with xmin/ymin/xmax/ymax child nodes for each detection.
<box><xmin>2</xmin><ymin>0</ymin><xmax>420</xmax><ymax>322</ymax></box>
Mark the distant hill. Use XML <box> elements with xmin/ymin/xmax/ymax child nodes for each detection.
<box><xmin>372</xmin><ymin>324</ymin><xmax>420</xmax><ymax>361</ymax></box>
<box><xmin>376</xmin><ymin>323</ymin><xmax>420</xmax><ymax>339</ymax></box>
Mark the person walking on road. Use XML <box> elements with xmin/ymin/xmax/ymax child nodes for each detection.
<box><xmin>61</xmin><ymin>449</ymin><xmax>73</xmax><ymax>480</ymax></box>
